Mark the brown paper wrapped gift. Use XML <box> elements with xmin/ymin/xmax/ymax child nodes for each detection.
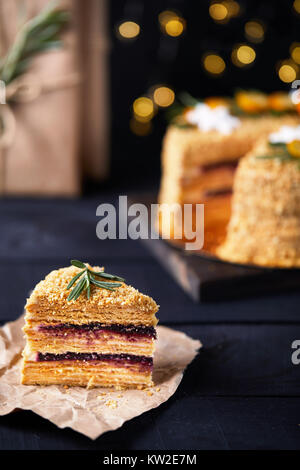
<box><xmin>0</xmin><ymin>0</ymin><xmax>109</xmax><ymax>196</ymax></box>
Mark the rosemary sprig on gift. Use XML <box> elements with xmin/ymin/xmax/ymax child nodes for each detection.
<box><xmin>67</xmin><ymin>260</ymin><xmax>125</xmax><ymax>301</ymax></box>
<box><xmin>0</xmin><ymin>0</ymin><xmax>70</xmax><ymax>85</ymax></box>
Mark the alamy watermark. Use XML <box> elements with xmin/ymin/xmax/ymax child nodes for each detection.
<box><xmin>291</xmin><ymin>340</ymin><xmax>300</xmax><ymax>365</ymax></box>
<box><xmin>96</xmin><ymin>196</ymin><xmax>204</xmax><ymax>251</ymax></box>
<box><xmin>291</xmin><ymin>79</ymin><xmax>300</xmax><ymax>104</ymax></box>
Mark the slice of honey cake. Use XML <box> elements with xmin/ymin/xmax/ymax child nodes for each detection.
<box><xmin>22</xmin><ymin>261</ymin><xmax>159</xmax><ymax>388</ymax></box>
<box><xmin>217</xmin><ymin>126</ymin><xmax>300</xmax><ymax>267</ymax></box>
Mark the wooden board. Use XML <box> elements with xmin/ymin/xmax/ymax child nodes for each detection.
<box><xmin>129</xmin><ymin>193</ymin><xmax>300</xmax><ymax>302</ymax></box>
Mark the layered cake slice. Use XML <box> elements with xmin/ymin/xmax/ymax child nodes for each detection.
<box><xmin>22</xmin><ymin>262</ymin><xmax>159</xmax><ymax>388</ymax></box>
<box><xmin>159</xmin><ymin>91</ymin><xmax>300</xmax><ymax>207</ymax></box>
<box><xmin>217</xmin><ymin>125</ymin><xmax>300</xmax><ymax>267</ymax></box>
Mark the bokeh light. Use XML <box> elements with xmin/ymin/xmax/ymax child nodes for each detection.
<box><xmin>153</xmin><ymin>87</ymin><xmax>175</xmax><ymax>107</ymax></box>
<box><xmin>165</xmin><ymin>19</ymin><xmax>184</xmax><ymax>37</ymax></box>
<box><xmin>203</xmin><ymin>54</ymin><xmax>226</xmax><ymax>75</ymax></box>
<box><xmin>293</xmin><ymin>0</ymin><xmax>300</xmax><ymax>14</ymax></box>
<box><xmin>118</xmin><ymin>21</ymin><xmax>140</xmax><ymax>39</ymax></box>
<box><xmin>290</xmin><ymin>43</ymin><xmax>300</xmax><ymax>64</ymax></box>
<box><xmin>231</xmin><ymin>44</ymin><xmax>256</xmax><ymax>67</ymax></box>
<box><xmin>159</xmin><ymin>10</ymin><xmax>186</xmax><ymax>37</ymax></box>
<box><xmin>277</xmin><ymin>61</ymin><xmax>298</xmax><ymax>83</ymax></box>
<box><xmin>209</xmin><ymin>3</ymin><xmax>228</xmax><ymax>21</ymax></box>
<box><xmin>133</xmin><ymin>97</ymin><xmax>154</xmax><ymax>122</ymax></box>
<box><xmin>209</xmin><ymin>1</ymin><xmax>240</xmax><ymax>23</ymax></box>
<box><xmin>244</xmin><ymin>21</ymin><xmax>265</xmax><ymax>43</ymax></box>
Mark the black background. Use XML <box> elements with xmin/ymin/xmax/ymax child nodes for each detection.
<box><xmin>109</xmin><ymin>0</ymin><xmax>300</xmax><ymax>185</ymax></box>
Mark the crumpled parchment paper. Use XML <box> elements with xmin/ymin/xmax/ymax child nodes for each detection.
<box><xmin>0</xmin><ymin>315</ymin><xmax>201</xmax><ymax>439</ymax></box>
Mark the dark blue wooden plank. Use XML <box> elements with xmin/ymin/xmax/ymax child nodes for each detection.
<box><xmin>174</xmin><ymin>324</ymin><xmax>300</xmax><ymax>397</ymax></box>
<box><xmin>0</xmin><ymin>398</ymin><xmax>299</xmax><ymax>450</ymax></box>
<box><xmin>0</xmin><ymin>197</ymin><xmax>148</xmax><ymax>261</ymax></box>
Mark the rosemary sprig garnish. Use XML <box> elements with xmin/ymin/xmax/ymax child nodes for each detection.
<box><xmin>0</xmin><ymin>0</ymin><xmax>70</xmax><ymax>85</ymax></box>
<box><xmin>268</xmin><ymin>142</ymin><xmax>287</xmax><ymax>148</ymax></box>
<box><xmin>165</xmin><ymin>92</ymin><xmax>200</xmax><ymax>126</ymax></box>
<box><xmin>256</xmin><ymin>154</ymin><xmax>293</xmax><ymax>161</ymax></box>
<box><xmin>256</xmin><ymin>141</ymin><xmax>300</xmax><ymax>169</ymax></box>
<box><xmin>67</xmin><ymin>260</ymin><xmax>125</xmax><ymax>302</ymax></box>
<box><xmin>178</xmin><ymin>91</ymin><xmax>200</xmax><ymax>108</ymax></box>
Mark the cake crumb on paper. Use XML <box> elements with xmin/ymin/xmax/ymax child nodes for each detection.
<box><xmin>105</xmin><ymin>400</ymin><xmax>118</xmax><ymax>409</ymax></box>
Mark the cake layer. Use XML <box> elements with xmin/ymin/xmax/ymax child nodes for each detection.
<box><xmin>25</xmin><ymin>266</ymin><xmax>159</xmax><ymax>327</ymax></box>
<box><xmin>217</xmin><ymin>141</ymin><xmax>300</xmax><ymax>267</ymax></box>
<box><xmin>24</xmin><ymin>322</ymin><xmax>156</xmax><ymax>355</ymax></box>
<box><xmin>22</xmin><ymin>356</ymin><xmax>153</xmax><ymax>388</ymax></box>
<box><xmin>25</xmin><ymin>309</ymin><xmax>157</xmax><ymax>327</ymax></box>
<box><xmin>181</xmin><ymin>162</ymin><xmax>237</xmax><ymax>203</ymax></box>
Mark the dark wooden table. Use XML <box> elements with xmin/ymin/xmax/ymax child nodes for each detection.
<box><xmin>0</xmin><ymin>194</ymin><xmax>300</xmax><ymax>450</ymax></box>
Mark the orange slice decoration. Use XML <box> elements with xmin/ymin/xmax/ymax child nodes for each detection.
<box><xmin>287</xmin><ymin>140</ymin><xmax>300</xmax><ymax>158</ymax></box>
<box><xmin>268</xmin><ymin>92</ymin><xmax>294</xmax><ymax>112</ymax></box>
<box><xmin>235</xmin><ymin>90</ymin><xmax>269</xmax><ymax>113</ymax></box>
<box><xmin>204</xmin><ymin>97</ymin><xmax>229</xmax><ymax>109</ymax></box>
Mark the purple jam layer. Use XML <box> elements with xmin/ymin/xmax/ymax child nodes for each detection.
<box><xmin>38</xmin><ymin>323</ymin><xmax>157</xmax><ymax>340</ymax></box>
<box><xmin>203</xmin><ymin>188</ymin><xmax>232</xmax><ymax>198</ymax></box>
<box><xmin>201</xmin><ymin>160</ymin><xmax>238</xmax><ymax>173</ymax></box>
<box><xmin>36</xmin><ymin>352</ymin><xmax>153</xmax><ymax>370</ymax></box>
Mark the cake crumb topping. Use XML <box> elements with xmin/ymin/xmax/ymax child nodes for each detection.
<box><xmin>26</xmin><ymin>265</ymin><xmax>159</xmax><ymax>315</ymax></box>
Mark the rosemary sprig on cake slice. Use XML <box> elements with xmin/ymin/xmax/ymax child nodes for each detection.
<box><xmin>67</xmin><ymin>260</ymin><xmax>125</xmax><ymax>301</ymax></box>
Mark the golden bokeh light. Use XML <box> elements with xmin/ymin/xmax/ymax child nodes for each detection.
<box><xmin>290</xmin><ymin>43</ymin><xmax>300</xmax><ymax>64</ymax></box>
<box><xmin>209</xmin><ymin>1</ymin><xmax>240</xmax><ymax>22</ymax></box>
<box><xmin>133</xmin><ymin>97</ymin><xmax>154</xmax><ymax>122</ymax></box>
<box><xmin>159</xmin><ymin>10</ymin><xmax>186</xmax><ymax>37</ymax></box>
<box><xmin>118</xmin><ymin>21</ymin><xmax>140</xmax><ymax>39</ymax></box>
<box><xmin>244</xmin><ymin>21</ymin><xmax>264</xmax><ymax>43</ymax></box>
<box><xmin>165</xmin><ymin>17</ymin><xmax>185</xmax><ymax>37</ymax></box>
<box><xmin>209</xmin><ymin>3</ymin><xmax>228</xmax><ymax>21</ymax></box>
<box><xmin>130</xmin><ymin>118</ymin><xmax>152</xmax><ymax>136</ymax></box>
<box><xmin>153</xmin><ymin>87</ymin><xmax>175</xmax><ymax>107</ymax></box>
<box><xmin>293</xmin><ymin>0</ymin><xmax>300</xmax><ymax>14</ymax></box>
<box><xmin>203</xmin><ymin>54</ymin><xmax>226</xmax><ymax>75</ymax></box>
<box><xmin>237</xmin><ymin>45</ymin><xmax>256</xmax><ymax>64</ymax></box>
<box><xmin>278</xmin><ymin>61</ymin><xmax>298</xmax><ymax>83</ymax></box>
<box><xmin>232</xmin><ymin>44</ymin><xmax>256</xmax><ymax>67</ymax></box>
